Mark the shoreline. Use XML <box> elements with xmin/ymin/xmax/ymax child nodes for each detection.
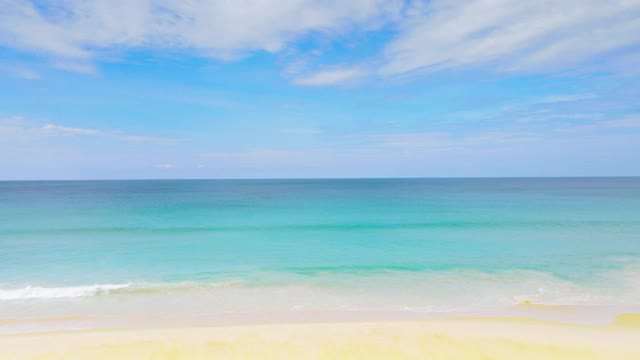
<box><xmin>2</xmin><ymin>315</ymin><xmax>639</xmax><ymax>359</ymax></box>
<box><xmin>3</xmin><ymin>303</ymin><xmax>638</xmax><ymax>335</ymax></box>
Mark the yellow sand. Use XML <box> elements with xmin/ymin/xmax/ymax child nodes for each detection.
<box><xmin>2</xmin><ymin>316</ymin><xmax>640</xmax><ymax>359</ymax></box>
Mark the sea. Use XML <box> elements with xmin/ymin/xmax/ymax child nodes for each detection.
<box><xmin>1</xmin><ymin>178</ymin><xmax>640</xmax><ymax>331</ymax></box>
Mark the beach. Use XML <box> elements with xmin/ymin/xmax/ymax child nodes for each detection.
<box><xmin>3</xmin><ymin>0</ymin><xmax>640</xmax><ymax>356</ymax></box>
<box><xmin>2</xmin><ymin>178</ymin><xmax>640</xmax><ymax>358</ymax></box>
<box><xmin>2</xmin><ymin>315</ymin><xmax>640</xmax><ymax>359</ymax></box>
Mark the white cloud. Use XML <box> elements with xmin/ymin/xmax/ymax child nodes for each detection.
<box><xmin>1</xmin><ymin>64</ymin><xmax>40</xmax><ymax>79</ymax></box>
<box><xmin>41</xmin><ymin>123</ymin><xmax>185</xmax><ymax>143</ymax></box>
<box><xmin>380</xmin><ymin>0</ymin><xmax>640</xmax><ymax>76</ymax></box>
<box><xmin>154</xmin><ymin>163</ymin><xmax>175</xmax><ymax>169</ymax></box>
<box><xmin>0</xmin><ymin>0</ymin><xmax>401</xmax><ymax>68</ymax></box>
<box><xmin>592</xmin><ymin>115</ymin><xmax>640</xmax><ymax>129</ymax></box>
<box><xmin>293</xmin><ymin>67</ymin><xmax>365</xmax><ymax>85</ymax></box>
<box><xmin>52</xmin><ymin>60</ymin><xmax>97</xmax><ymax>74</ymax></box>
<box><xmin>535</xmin><ymin>94</ymin><xmax>598</xmax><ymax>104</ymax></box>
<box><xmin>0</xmin><ymin>117</ymin><xmax>184</xmax><ymax>143</ymax></box>
<box><xmin>42</xmin><ymin>124</ymin><xmax>100</xmax><ymax>136</ymax></box>
<box><xmin>373</xmin><ymin>131</ymin><xmax>540</xmax><ymax>152</ymax></box>
<box><xmin>6</xmin><ymin>1</ymin><xmax>637</xmax><ymax>82</ymax></box>
<box><xmin>290</xmin><ymin>1</ymin><xmax>640</xmax><ymax>85</ymax></box>
<box><xmin>552</xmin><ymin>114</ymin><xmax>640</xmax><ymax>133</ymax></box>
<box><xmin>450</xmin><ymin>92</ymin><xmax>605</xmax><ymax>124</ymax></box>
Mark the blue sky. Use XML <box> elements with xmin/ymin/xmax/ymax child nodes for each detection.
<box><xmin>1</xmin><ymin>0</ymin><xmax>639</xmax><ymax>179</ymax></box>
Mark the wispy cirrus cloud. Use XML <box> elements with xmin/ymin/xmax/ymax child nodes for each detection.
<box><xmin>595</xmin><ymin>115</ymin><xmax>640</xmax><ymax>129</ymax></box>
<box><xmin>6</xmin><ymin>1</ymin><xmax>638</xmax><ymax>82</ymax></box>
<box><xmin>293</xmin><ymin>67</ymin><xmax>366</xmax><ymax>86</ymax></box>
<box><xmin>534</xmin><ymin>94</ymin><xmax>598</xmax><ymax>105</ymax></box>
<box><xmin>297</xmin><ymin>0</ymin><xmax>640</xmax><ymax>85</ymax></box>
<box><xmin>558</xmin><ymin>114</ymin><xmax>640</xmax><ymax>132</ymax></box>
<box><xmin>0</xmin><ymin>0</ymin><xmax>402</xmax><ymax>72</ymax></box>
<box><xmin>52</xmin><ymin>60</ymin><xmax>97</xmax><ymax>74</ymax></box>
<box><xmin>42</xmin><ymin>124</ymin><xmax>100</xmax><ymax>136</ymax></box>
<box><xmin>0</xmin><ymin>64</ymin><xmax>41</xmax><ymax>79</ymax></box>
<box><xmin>371</xmin><ymin>131</ymin><xmax>542</xmax><ymax>152</ymax></box>
<box><xmin>447</xmin><ymin>92</ymin><xmax>607</xmax><ymax>125</ymax></box>
<box><xmin>42</xmin><ymin>123</ymin><xmax>184</xmax><ymax>143</ymax></box>
<box><xmin>380</xmin><ymin>0</ymin><xmax>640</xmax><ymax>76</ymax></box>
<box><xmin>1</xmin><ymin>117</ymin><xmax>184</xmax><ymax>144</ymax></box>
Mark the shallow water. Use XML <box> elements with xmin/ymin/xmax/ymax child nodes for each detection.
<box><xmin>1</xmin><ymin>178</ymin><xmax>640</xmax><ymax>326</ymax></box>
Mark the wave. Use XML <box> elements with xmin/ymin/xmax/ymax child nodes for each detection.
<box><xmin>0</xmin><ymin>280</ymin><xmax>248</xmax><ymax>301</ymax></box>
<box><xmin>0</xmin><ymin>283</ymin><xmax>131</xmax><ymax>300</ymax></box>
<box><xmin>2</xmin><ymin>264</ymin><xmax>639</xmax><ymax>306</ymax></box>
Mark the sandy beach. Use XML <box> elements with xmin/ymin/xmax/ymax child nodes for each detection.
<box><xmin>2</xmin><ymin>315</ymin><xmax>639</xmax><ymax>359</ymax></box>
<box><xmin>3</xmin><ymin>0</ymin><xmax>640</xmax><ymax>355</ymax></box>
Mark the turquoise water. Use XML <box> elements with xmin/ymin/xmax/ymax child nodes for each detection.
<box><xmin>1</xmin><ymin>178</ymin><xmax>640</xmax><ymax>317</ymax></box>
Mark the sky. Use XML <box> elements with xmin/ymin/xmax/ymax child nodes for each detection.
<box><xmin>1</xmin><ymin>0</ymin><xmax>639</xmax><ymax>180</ymax></box>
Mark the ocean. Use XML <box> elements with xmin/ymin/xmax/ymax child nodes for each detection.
<box><xmin>1</xmin><ymin>178</ymin><xmax>640</xmax><ymax>330</ymax></box>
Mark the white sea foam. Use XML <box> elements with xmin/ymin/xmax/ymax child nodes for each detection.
<box><xmin>0</xmin><ymin>283</ymin><xmax>131</xmax><ymax>300</ymax></box>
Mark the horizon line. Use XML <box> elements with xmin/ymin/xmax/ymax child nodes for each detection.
<box><xmin>1</xmin><ymin>175</ymin><xmax>639</xmax><ymax>182</ymax></box>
